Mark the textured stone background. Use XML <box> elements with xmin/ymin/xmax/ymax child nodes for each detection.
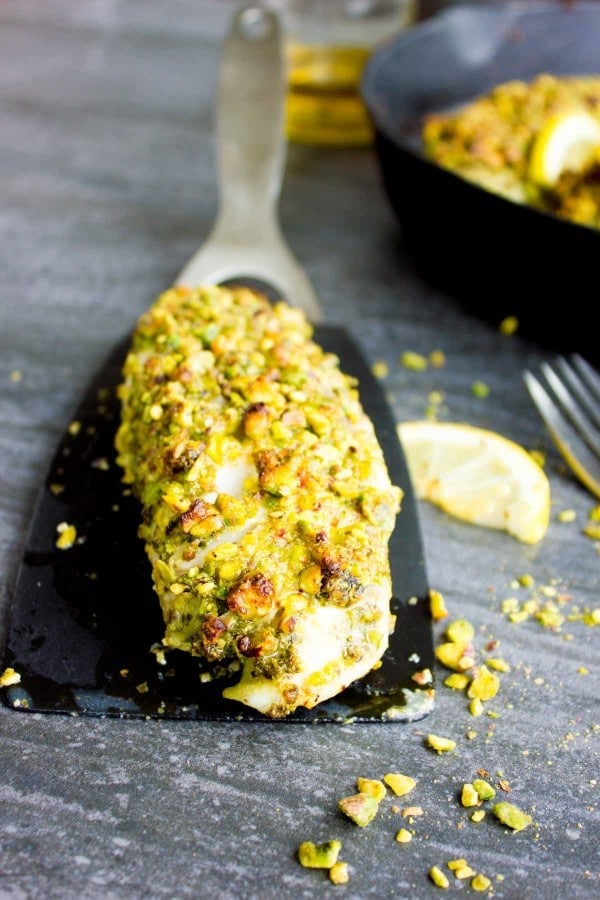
<box><xmin>0</xmin><ymin>2</ymin><xmax>598</xmax><ymax>898</ymax></box>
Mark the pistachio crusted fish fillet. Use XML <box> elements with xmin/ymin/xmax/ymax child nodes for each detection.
<box><xmin>115</xmin><ymin>285</ymin><xmax>402</xmax><ymax>718</ymax></box>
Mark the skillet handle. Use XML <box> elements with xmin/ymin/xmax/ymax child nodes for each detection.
<box><xmin>215</xmin><ymin>5</ymin><xmax>286</xmax><ymax>233</ymax></box>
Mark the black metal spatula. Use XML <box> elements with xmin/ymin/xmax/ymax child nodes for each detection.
<box><xmin>1</xmin><ymin>6</ymin><xmax>433</xmax><ymax>723</ymax></box>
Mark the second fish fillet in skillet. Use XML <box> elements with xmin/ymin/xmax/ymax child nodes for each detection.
<box><xmin>115</xmin><ymin>284</ymin><xmax>402</xmax><ymax>718</ymax></box>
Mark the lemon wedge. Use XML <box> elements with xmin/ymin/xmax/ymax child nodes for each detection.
<box><xmin>528</xmin><ymin>108</ymin><xmax>600</xmax><ymax>189</ymax></box>
<box><xmin>397</xmin><ymin>421</ymin><xmax>550</xmax><ymax>544</ymax></box>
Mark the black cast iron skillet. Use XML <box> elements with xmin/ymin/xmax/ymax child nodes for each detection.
<box><xmin>362</xmin><ymin>0</ymin><xmax>600</xmax><ymax>365</ymax></box>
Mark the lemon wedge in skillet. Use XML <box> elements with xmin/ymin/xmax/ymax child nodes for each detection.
<box><xmin>397</xmin><ymin>421</ymin><xmax>550</xmax><ymax>544</ymax></box>
<box><xmin>528</xmin><ymin>108</ymin><xmax>600</xmax><ymax>189</ymax></box>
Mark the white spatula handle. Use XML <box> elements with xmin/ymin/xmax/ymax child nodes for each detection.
<box><xmin>176</xmin><ymin>5</ymin><xmax>322</xmax><ymax>322</ymax></box>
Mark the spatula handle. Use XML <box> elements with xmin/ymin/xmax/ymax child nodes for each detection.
<box><xmin>216</xmin><ymin>5</ymin><xmax>285</xmax><ymax>229</ymax></box>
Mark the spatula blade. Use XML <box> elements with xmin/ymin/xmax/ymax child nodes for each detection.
<box><xmin>1</xmin><ymin>328</ymin><xmax>433</xmax><ymax>723</ymax></box>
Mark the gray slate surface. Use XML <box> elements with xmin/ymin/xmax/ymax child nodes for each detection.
<box><xmin>0</xmin><ymin>2</ymin><xmax>598</xmax><ymax>898</ymax></box>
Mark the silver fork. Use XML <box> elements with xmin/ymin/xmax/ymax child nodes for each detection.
<box><xmin>524</xmin><ymin>354</ymin><xmax>600</xmax><ymax>499</ymax></box>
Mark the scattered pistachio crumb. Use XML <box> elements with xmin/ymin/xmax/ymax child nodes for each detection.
<box><xmin>429</xmin><ymin>866</ymin><xmax>449</xmax><ymax>889</ymax></box>
<box><xmin>509</xmin><ymin>609</ymin><xmax>530</xmax><ymax>624</ymax></box>
<box><xmin>447</xmin><ymin>859</ymin><xmax>468</xmax><ymax>871</ymax></box>
<box><xmin>429</xmin><ymin>350</ymin><xmax>446</xmax><ymax>368</ymax></box>
<box><xmin>487</xmin><ymin>657</ymin><xmax>510</xmax><ymax>673</ymax></box>
<box><xmin>338</xmin><ymin>793</ymin><xmax>380</xmax><ymax>827</ymax></box>
<box><xmin>395</xmin><ymin>828</ymin><xmax>412</xmax><ymax>843</ymax></box>
<box><xmin>55</xmin><ymin>522</ymin><xmax>77</xmax><ymax>550</ymax></box>
<box><xmin>371</xmin><ymin>359</ymin><xmax>389</xmax><ymax>379</ymax></box>
<box><xmin>357</xmin><ymin>778</ymin><xmax>386</xmax><ymax>801</ymax></box>
<box><xmin>589</xmin><ymin>504</ymin><xmax>600</xmax><ymax>521</ymax></box>
<box><xmin>473</xmin><ymin>779</ymin><xmax>496</xmax><ymax>801</ymax></box>
<box><xmin>446</xmin><ymin>619</ymin><xmax>475</xmax><ymax>643</ymax></box>
<box><xmin>466</xmin><ymin>730</ymin><xmax>477</xmax><ymax>740</ymax></box>
<box><xmin>529</xmin><ymin>449</ymin><xmax>546</xmax><ymax>468</ymax></box>
<box><xmin>135</xmin><ymin>682</ymin><xmax>149</xmax><ymax>694</ymax></box>
<box><xmin>401</xmin><ymin>350</ymin><xmax>428</xmax><ymax>371</ymax></box>
<box><xmin>557</xmin><ymin>508</ymin><xmax>577</xmax><ymax>523</ymax></box>
<box><xmin>471</xmin><ymin>380</ymin><xmax>490</xmax><ymax>398</ymax></box>
<box><xmin>444</xmin><ymin>673</ymin><xmax>469</xmax><ymax>690</ymax></box>
<box><xmin>471</xmin><ymin>874</ymin><xmax>492</xmax><ymax>892</ymax></box>
<box><xmin>384</xmin><ymin>773</ymin><xmax>417</xmax><ymax>797</ymax></box>
<box><xmin>297</xmin><ymin>840</ymin><xmax>342</xmax><ymax>869</ymax></box>
<box><xmin>0</xmin><ymin>667</ymin><xmax>21</xmax><ymax>688</ymax></box>
<box><xmin>429</xmin><ymin>588</ymin><xmax>448</xmax><ymax>621</ymax></box>
<box><xmin>467</xmin><ymin>666</ymin><xmax>500</xmax><ymax>701</ymax></box>
<box><xmin>329</xmin><ymin>861</ymin><xmax>349</xmax><ymax>885</ymax></box>
<box><xmin>401</xmin><ymin>806</ymin><xmax>423</xmax><ymax>818</ymax></box>
<box><xmin>492</xmin><ymin>801</ymin><xmax>532</xmax><ymax>832</ymax></box>
<box><xmin>455</xmin><ymin>865</ymin><xmax>476</xmax><ymax>880</ymax></box>
<box><xmin>435</xmin><ymin>642</ymin><xmax>475</xmax><ymax>672</ymax></box>
<box><xmin>428</xmin><ymin>390</ymin><xmax>444</xmax><ymax>406</ymax></box>
<box><xmin>471</xmin><ymin>810</ymin><xmax>486</xmax><ymax>823</ymax></box>
<box><xmin>427</xmin><ymin>734</ymin><xmax>456</xmax><ymax>754</ymax></box>
<box><xmin>68</xmin><ymin>420</ymin><xmax>81</xmax><ymax>436</ymax></box>
<box><xmin>578</xmin><ymin>666</ymin><xmax>589</xmax><ymax>675</ymax></box>
<box><xmin>499</xmin><ymin>315</ymin><xmax>519</xmax><ymax>335</ymax></box>
<box><xmin>461</xmin><ymin>784</ymin><xmax>480</xmax><ymax>808</ymax></box>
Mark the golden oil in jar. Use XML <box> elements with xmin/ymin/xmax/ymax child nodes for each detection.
<box><xmin>280</xmin><ymin>0</ymin><xmax>418</xmax><ymax>147</ymax></box>
<box><xmin>285</xmin><ymin>42</ymin><xmax>374</xmax><ymax>146</ymax></box>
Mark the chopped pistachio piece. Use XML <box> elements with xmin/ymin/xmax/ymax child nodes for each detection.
<box><xmin>427</xmin><ymin>734</ymin><xmax>456</xmax><ymax>754</ymax></box>
<box><xmin>492</xmin><ymin>801</ymin><xmax>532</xmax><ymax>832</ymax></box>
<box><xmin>486</xmin><ymin>657</ymin><xmax>510</xmax><ymax>673</ymax></box>
<box><xmin>429</xmin><ymin>350</ymin><xmax>446</xmax><ymax>368</ymax></box>
<box><xmin>429</xmin><ymin>588</ymin><xmax>448</xmax><ymax>621</ymax></box>
<box><xmin>338</xmin><ymin>793</ymin><xmax>380</xmax><ymax>827</ymax></box>
<box><xmin>472</xmin><ymin>779</ymin><xmax>496</xmax><ymax>801</ymax></box>
<box><xmin>471</xmin><ymin>874</ymin><xmax>492</xmax><ymax>892</ymax></box>
<box><xmin>298</xmin><ymin>840</ymin><xmax>342</xmax><ymax>869</ymax></box>
<box><xmin>395</xmin><ymin>828</ymin><xmax>412</xmax><ymax>843</ymax></box>
<box><xmin>499</xmin><ymin>315</ymin><xmax>519</xmax><ymax>335</ymax></box>
<box><xmin>455</xmin><ymin>865</ymin><xmax>476</xmax><ymax>880</ymax></box>
<box><xmin>435</xmin><ymin>642</ymin><xmax>475</xmax><ymax>672</ymax></box>
<box><xmin>447</xmin><ymin>859</ymin><xmax>468</xmax><ymax>871</ymax></box>
<box><xmin>557</xmin><ymin>508</ymin><xmax>576</xmax><ymax>523</ymax></box>
<box><xmin>445</xmin><ymin>618</ymin><xmax>475</xmax><ymax>643</ymax></box>
<box><xmin>471</xmin><ymin>380</ymin><xmax>490</xmax><ymax>398</ymax></box>
<box><xmin>470</xmin><ymin>810</ymin><xmax>486</xmax><ymax>823</ymax></box>
<box><xmin>401</xmin><ymin>351</ymin><xmax>428</xmax><ymax>371</ymax></box>
<box><xmin>461</xmin><ymin>783</ymin><xmax>480</xmax><ymax>808</ymax></box>
<box><xmin>371</xmin><ymin>359</ymin><xmax>389</xmax><ymax>379</ymax></box>
<box><xmin>429</xmin><ymin>866</ymin><xmax>449</xmax><ymax>889</ymax></box>
<box><xmin>383</xmin><ymin>773</ymin><xmax>417</xmax><ymax>797</ymax></box>
<box><xmin>401</xmin><ymin>806</ymin><xmax>423</xmax><ymax>818</ymax></box>
<box><xmin>357</xmin><ymin>777</ymin><xmax>386</xmax><ymax>802</ymax></box>
<box><xmin>55</xmin><ymin>522</ymin><xmax>77</xmax><ymax>550</ymax></box>
<box><xmin>0</xmin><ymin>667</ymin><xmax>21</xmax><ymax>688</ymax></box>
<box><xmin>329</xmin><ymin>861</ymin><xmax>349</xmax><ymax>884</ymax></box>
<box><xmin>469</xmin><ymin>698</ymin><xmax>484</xmax><ymax>717</ymax></box>
<box><xmin>444</xmin><ymin>673</ymin><xmax>469</xmax><ymax>690</ymax></box>
<box><xmin>467</xmin><ymin>665</ymin><xmax>500</xmax><ymax>701</ymax></box>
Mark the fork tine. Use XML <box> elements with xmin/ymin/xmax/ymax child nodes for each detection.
<box><xmin>571</xmin><ymin>354</ymin><xmax>600</xmax><ymax>401</ymax></box>
<box><xmin>540</xmin><ymin>361</ymin><xmax>600</xmax><ymax>457</ymax></box>
<box><xmin>555</xmin><ymin>357</ymin><xmax>600</xmax><ymax>432</ymax></box>
<box><xmin>523</xmin><ymin>371</ymin><xmax>600</xmax><ymax>500</ymax></box>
